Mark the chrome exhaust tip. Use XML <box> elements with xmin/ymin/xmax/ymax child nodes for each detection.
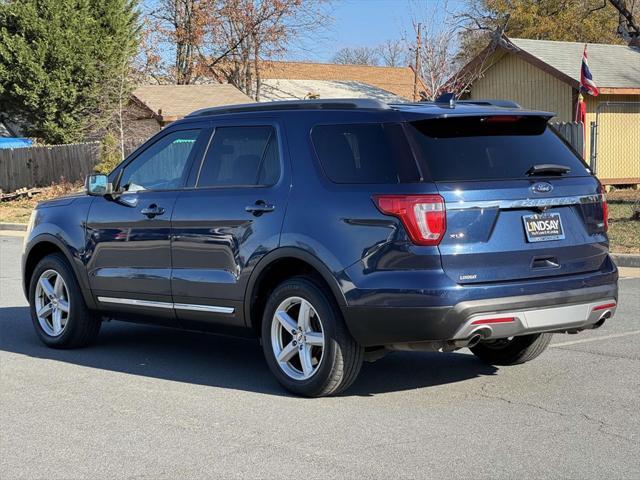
<box><xmin>593</xmin><ymin>310</ymin><xmax>612</xmax><ymax>329</ymax></box>
<box><xmin>467</xmin><ymin>333</ymin><xmax>483</xmax><ymax>349</ymax></box>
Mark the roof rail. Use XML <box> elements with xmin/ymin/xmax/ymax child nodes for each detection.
<box><xmin>458</xmin><ymin>99</ymin><xmax>522</xmax><ymax>109</ymax></box>
<box><xmin>187</xmin><ymin>98</ymin><xmax>390</xmax><ymax>117</ymax></box>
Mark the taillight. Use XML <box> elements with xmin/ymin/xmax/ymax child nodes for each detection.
<box><xmin>373</xmin><ymin>194</ymin><xmax>446</xmax><ymax>246</ymax></box>
<box><xmin>597</xmin><ymin>183</ymin><xmax>609</xmax><ymax>232</ymax></box>
<box><xmin>602</xmin><ymin>195</ymin><xmax>609</xmax><ymax>232</ymax></box>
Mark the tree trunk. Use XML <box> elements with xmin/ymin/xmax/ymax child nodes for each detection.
<box><xmin>608</xmin><ymin>0</ymin><xmax>640</xmax><ymax>44</ymax></box>
<box><xmin>253</xmin><ymin>34</ymin><xmax>261</xmax><ymax>102</ymax></box>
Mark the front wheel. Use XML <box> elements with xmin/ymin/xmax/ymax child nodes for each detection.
<box><xmin>470</xmin><ymin>333</ymin><xmax>553</xmax><ymax>366</ymax></box>
<box><xmin>28</xmin><ymin>253</ymin><xmax>101</xmax><ymax>348</ymax></box>
<box><xmin>261</xmin><ymin>277</ymin><xmax>364</xmax><ymax>397</ymax></box>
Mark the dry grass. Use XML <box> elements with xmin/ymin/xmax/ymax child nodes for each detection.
<box><xmin>607</xmin><ymin>187</ymin><xmax>640</xmax><ymax>254</ymax></box>
<box><xmin>0</xmin><ymin>181</ymin><xmax>83</xmax><ymax>224</ymax></box>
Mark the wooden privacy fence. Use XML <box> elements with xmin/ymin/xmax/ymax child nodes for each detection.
<box><xmin>0</xmin><ymin>138</ymin><xmax>150</xmax><ymax>193</ymax></box>
<box><xmin>0</xmin><ymin>142</ymin><xmax>101</xmax><ymax>192</ymax></box>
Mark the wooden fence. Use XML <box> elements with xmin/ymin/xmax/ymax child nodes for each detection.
<box><xmin>0</xmin><ymin>138</ymin><xmax>149</xmax><ymax>193</ymax></box>
<box><xmin>0</xmin><ymin>142</ymin><xmax>100</xmax><ymax>192</ymax></box>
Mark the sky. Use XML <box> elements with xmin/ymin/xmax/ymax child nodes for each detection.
<box><xmin>141</xmin><ymin>0</ymin><xmax>465</xmax><ymax>64</ymax></box>
<box><xmin>289</xmin><ymin>0</ymin><xmax>464</xmax><ymax>62</ymax></box>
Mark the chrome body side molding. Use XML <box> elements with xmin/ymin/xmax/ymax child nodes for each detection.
<box><xmin>97</xmin><ymin>296</ymin><xmax>235</xmax><ymax>314</ymax></box>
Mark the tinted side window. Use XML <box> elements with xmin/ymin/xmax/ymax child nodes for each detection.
<box><xmin>311</xmin><ymin>123</ymin><xmax>419</xmax><ymax>184</ymax></box>
<box><xmin>197</xmin><ymin>126</ymin><xmax>280</xmax><ymax>187</ymax></box>
<box><xmin>120</xmin><ymin>129</ymin><xmax>200</xmax><ymax>191</ymax></box>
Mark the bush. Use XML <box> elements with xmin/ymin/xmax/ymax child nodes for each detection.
<box><xmin>94</xmin><ymin>133</ymin><xmax>122</xmax><ymax>174</ymax></box>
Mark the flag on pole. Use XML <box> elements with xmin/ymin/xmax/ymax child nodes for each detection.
<box><xmin>580</xmin><ymin>45</ymin><xmax>599</xmax><ymax>96</ymax></box>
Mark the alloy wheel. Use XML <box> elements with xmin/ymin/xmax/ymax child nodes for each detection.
<box><xmin>270</xmin><ymin>296</ymin><xmax>325</xmax><ymax>381</ymax></box>
<box><xmin>34</xmin><ymin>269</ymin><xmax>70</xmax><ymax>337</ymax></box>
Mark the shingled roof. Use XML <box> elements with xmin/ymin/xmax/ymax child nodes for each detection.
<box><xmin>259</xmin><ymin>79</ymin><xmax>406</xmax><ymax>103</ymax></box>
<box><xmin>259</xmin><ymin>60</ymin><xmax>425</xmax><ymax>100</ymax></box>
<box><xmin>132</xmin><ymin>84</ymin><xmax>252</xmax><ymax>122</ymax></box>
<box><xmin>509</xmin><ymin>38</ymin><xmax>640</xmax><ymax>92</ymax></box>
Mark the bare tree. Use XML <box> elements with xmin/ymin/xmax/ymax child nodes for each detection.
<box><xmin>377</xmin><ymin>39</ymin><xmax>407</xmax><ymax>67</ymax></box>
<box><xmin>140</xmin><ymin>0</ymin><xmax>330</xmax><ymax>98</ymax></box>
<box><xmin>332</xmin><ymin>46</ymin><xmax>380</xmax><ymax>65</ymax></box>
<box><xmin>146</xmin><ymin>0</ymin><xmax>215</xmax><ymax>85</ymax></box>
<box><xmin>403</xmin><ymin>0</ymin><xmax>507</xmax><ymax>100</ymax></box>
<box><xmin>606</xmin><ymin>0</ymin><xmax>640</xmax><ymax>45</ymax></box>
<box><xmin>200</xmin><ymin>0</ymin><xmax>330</xmax><ymax>100</ymax></box>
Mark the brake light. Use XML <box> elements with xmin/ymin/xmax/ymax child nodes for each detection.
<box><xmin>597</xmin><ymin>183</ymin><xmax>609</xmax><ymax>232</ymax></box>
<box><xmin>373</xmin><ymin>194</ymin><xmax>446</xmax><ymax>246</ymax></box>
<box><xmin>482</xmin><ymin>115</ymin><xmax>521</xmax><ymax>123</ymax></box>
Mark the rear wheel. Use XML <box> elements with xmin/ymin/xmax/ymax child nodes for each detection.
<box><xmin>29</xmin><ymin>253</ymin><xmax>101</xmax><ymax>348</ymax></box>
<box><xmin>470</xmin><ymin>333</ymin><xmax>553</xmax><ymax>365</ymax></box>
<box><xmin>261</xmin><ymin>277</ymin><xmax>364</xmax><ymax>397</ymax></box>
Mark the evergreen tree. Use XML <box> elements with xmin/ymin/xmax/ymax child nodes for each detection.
<box><xmin>0</xmin><ymin>0</ymin><xmax>140</xmax><ymax>144</ymax></box>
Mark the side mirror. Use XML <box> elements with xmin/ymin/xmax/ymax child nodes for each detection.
<box><xmin>85</xmin><ymin>174</ymin><xmax>113</xmax><ymax>196</ymax></box>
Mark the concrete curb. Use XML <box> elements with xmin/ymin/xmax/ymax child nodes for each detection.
<box><xmin>611</xmin><ymin>254</ymin><xmax>640</xmax><ymax>268</ymax></box>
<box><xmin>0</xmin><ymin>223</ymin><xmax>27</xmax><ymax>231</ymax></box>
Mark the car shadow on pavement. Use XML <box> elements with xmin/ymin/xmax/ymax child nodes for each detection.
<box><xmin>0</xmin><ymin>306</ymin><xmax>498</xmax><ymax>397</ymax></box>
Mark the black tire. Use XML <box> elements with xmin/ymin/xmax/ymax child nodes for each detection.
<box><xmin>261</xmin><ymin>276</ymin><xmax>364</xmax><ymax>397</ymax></box>
<box><xmin>28</xmin><ymin>253</ymin><xmax>101</xmax><ymax>348</ymax></box>
<box><xmin>470</xmin><ymin>333</ymin><xmax>553</xmax><ymax>366</ymax></box>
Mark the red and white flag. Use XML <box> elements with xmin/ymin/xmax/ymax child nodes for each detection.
<box><xmin>580</xmin><ymin>45</ymin><xmax>599</xmax><ymax>96</ymax></box>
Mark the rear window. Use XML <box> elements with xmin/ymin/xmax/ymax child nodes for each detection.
<box><xmin>311</xmin><ymin>123</ymin><xmax>420</xmax><ymax>184</ymax></box>
<box><xmin>407</xmin><ymin>116</ymin><xmax>591</xmax><ymax>182</ymax></box>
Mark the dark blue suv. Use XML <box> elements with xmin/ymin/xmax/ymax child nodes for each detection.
<box><xmin>22</xmin><ymin>99</ymin><xmax>618</xmax><ymax>397</ymax></box>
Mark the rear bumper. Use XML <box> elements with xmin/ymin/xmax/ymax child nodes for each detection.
<box><xmin>342</xmin><ymin>282</ymin><xmax>618</xmax><ymax>347</ymax></box>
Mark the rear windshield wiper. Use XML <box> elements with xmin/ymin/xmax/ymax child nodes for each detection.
<box><xmin>526</xmin><ymin>164</ymin><xmax>571</xmax><ymax>176</ymax></box>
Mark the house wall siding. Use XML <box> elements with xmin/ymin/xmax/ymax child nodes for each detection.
<box><xmin>471</xmin><ymin>53</ymin><xmax>573</xmax><ymax>121</ymax></box>
<box><xmin>585</xmin><ymin>94</ymin><xmax>640</xmax><ymax>182</ymax></box>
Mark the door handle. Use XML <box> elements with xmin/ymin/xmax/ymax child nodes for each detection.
<box><xmin>140</xmin><ymin>204</ymin><xmax>165</xmax><ymax>219</ymax></box>
<box><xmin>245</xmin><ymin>200</ymin><xmax>275</xmax><ymax>216</ymax></box>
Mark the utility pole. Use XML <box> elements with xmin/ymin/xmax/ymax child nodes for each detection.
<box><xmin>413</xmin><ymin>23</ymin><xmax>422</xmax><ymax>101</ymax></box>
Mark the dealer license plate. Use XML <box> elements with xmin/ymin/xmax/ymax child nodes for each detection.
<box><xmin>522</xmin><ymin>213</ymin><xmax>565</xmax><ymax>242</ymax></box>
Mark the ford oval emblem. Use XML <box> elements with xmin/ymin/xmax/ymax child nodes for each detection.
<box><xmin>532</xmin><ymin>182</ymin><xmax>553</xmax><ymax>194</ymax></box>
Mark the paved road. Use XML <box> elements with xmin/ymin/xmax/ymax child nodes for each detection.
<box><xmin>1</xmin><ymin>235</ymin><xmax>639</xmax><ymax>479</ymax></box>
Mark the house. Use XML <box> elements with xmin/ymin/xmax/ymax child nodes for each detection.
<box><xmin>126</xmin><ymin>84</ymin><xmax>253</xmax><ymax>142</ymax></box>
<box><xmin>259</xmin><ymin>79</ymin><xmax>406</xmax><ymax>103</ymax></box>
<box><xmin>258</xmin><ymin>60</ymin><xmax>426</xmax><ymax>101</ymax></box>
<box><xmin>461</xmin><ymin>37</ymin><xmax>640</xmax><ymax>185</ymax></box>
